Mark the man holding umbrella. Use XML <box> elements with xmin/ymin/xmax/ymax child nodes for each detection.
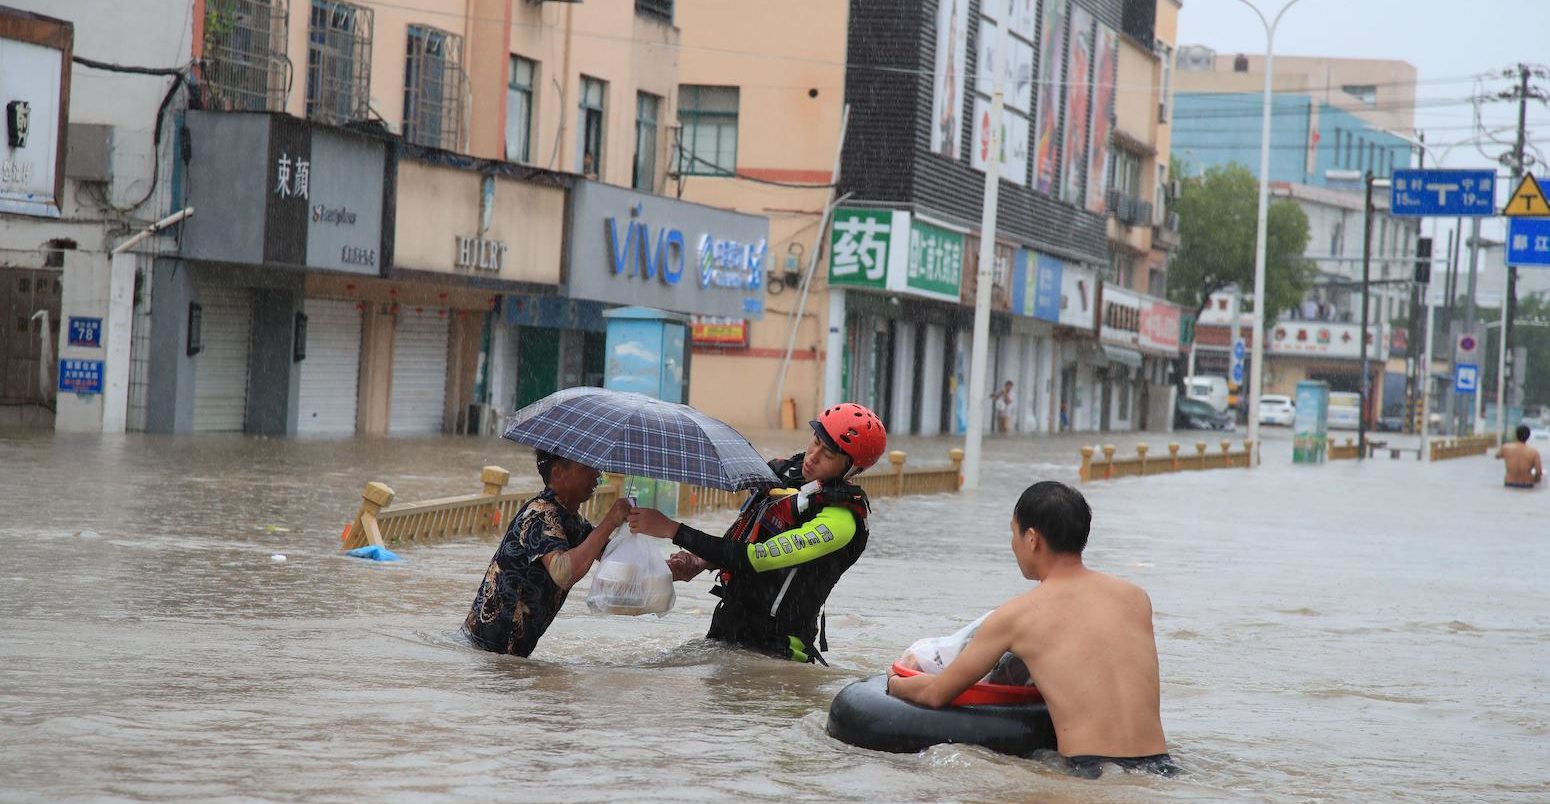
<box><xmin>628</xmin><ymin>403</ymin><xmax>887</xmax><ymax>664</ymax></box>
<box><xmin>463</xmin><ymin>450</ymin><xmax>632</xmax><ymax>657</ymax></box>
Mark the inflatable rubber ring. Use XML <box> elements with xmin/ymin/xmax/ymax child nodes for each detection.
<box><xmin>889</xmin><ymin>661</ymin><xmax>1044</xmax><ymax>707</ymax></box>
<box><xmin>826</xmin><ymin>674</ymin><xmax>1057</xmax><ymax>756</ymax></box>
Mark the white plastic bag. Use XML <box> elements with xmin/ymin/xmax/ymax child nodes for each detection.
<box><xmin>586</xmin><ymin>529</ymin><xmax>676</xmax><ymax>616</ymax></box>
<box><xmin>900</xmin><ymin>611</ymin><xmax>1032</xmax><ymax>686</ymax></box>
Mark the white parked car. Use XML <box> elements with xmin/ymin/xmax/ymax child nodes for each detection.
<box><xmin>1258</xmin><ymin>394</ymin><xmax>1295</xmax><ymax>426</ymax></box>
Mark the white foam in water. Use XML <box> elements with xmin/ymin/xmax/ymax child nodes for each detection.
<box><xmin>270</xmin><ymin>554</ymin><xmax>287</xmax><ymax>563</ymax></box>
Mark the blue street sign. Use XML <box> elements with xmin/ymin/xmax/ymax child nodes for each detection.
<box><xmin>1390</xmin><ymin>169</ymin><xmax>1498</xmax><ymax>217</ymax></box>
<box><xmin>1232</xmin><ymin>338</ymin><xmax>1246</xmax><ymax>361</ymax></box>
<box><xmin>58</xmin><ymin>359</ymin><xmax>104</xmax><ymax>395</ymax></box>
<box><xmin>1231</xmin><ymin>362</ymin><xmax>1245</xmax><ymax>385</ymax></box>
<box><xmin>1454</xmin><ymin>363</ymin><xmax>1479</xmax><ymax>394</ymax></box>
<box><xmin>1507</xmin><ymin>217</ymin><xmax>1550</xmax><ymax>267</ymax></box>
<box><xmin>68</xmin><ymin>316</ymin><xmax>102</xmax><ymax>347</ymax></box>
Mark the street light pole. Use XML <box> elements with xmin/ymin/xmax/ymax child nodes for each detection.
<box><xmin>1233</xmin><ymin>0</ymin><xmax>1307</xmax><ymax>463</ymax></box>
<box><xmin>1359</xmin><ymin>171</ymin><xmax>1375</xmax><ymax>459</ymax></box>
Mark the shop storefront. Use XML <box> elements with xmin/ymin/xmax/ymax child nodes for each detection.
<box><xmin>390</xmin><ymin>158</ymin><xmax>569</xmax><ymax>435</ymax></box>
<box><xmin>1050</xmin><ymin>257</ymin><xmax>1102</xmax><ymax>432</ymax></box>
<box><xmin>1008</xmin><ymin>248</ymin><xmax>1065</xmax><ymax>433</ymax></box>
<box><xmin>1138</xmin><ymin>296</ymin><xmax>1183</xmax><ymax>431</ymax></box>
<box><xmin>149</xmin><ymin>111</ymin><xmax>391</xmax><ymax>435</ymax></box>
<box><xmin>1266</xmin><ymin>319</ymin><xmax>1388</xmax><ymax>418</ymax></box>
<box><xmin>1097</xmin><ymin>283</ymin><xmax>1144</xmax><ymax>433</ymax></box>
<box><xmin>827</xmin><ymin>207</ymin><xmax>971</xmax><ymax>436</ymax></box>
<box><xmin>565</xmin><ymin>179</ymin><xmax>769</xmax><ymax>412</ymax></box>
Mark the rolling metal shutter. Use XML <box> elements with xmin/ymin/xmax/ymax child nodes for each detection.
<box><xmin>296</xmin><ymin>298</ymin><xmax>362</xmax><ymax>436</ymax></box>
<box><xmin>192</xmin><ymin>286</ymin><xmax>253</xmax><ymax>432</ymax></box>
<box><xmin>388</xmin><ymin>308</ymin><xmax>449</xmax><ymax>435</ymax></box>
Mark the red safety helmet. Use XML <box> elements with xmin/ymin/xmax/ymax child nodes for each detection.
<box><xmin>811</xmin><ymin>403</ymin><xmax>887</xmax><ymax>475</ymax></box>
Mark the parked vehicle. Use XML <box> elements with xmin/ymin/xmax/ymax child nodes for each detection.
<box><xmin>1377</xmin><ymin>405</ymin><xmax>1406</xmax><ymax>432</ymax></box>
<box><xmin>1258</xmin><ymin>394</ymin><xmax>1296</xmax><ymax>426</ymax></box>
<box><xmin>1328</xmin><ymin>391</ymin><xmax>1361</xmax><ymax>430</ymax></box>
<box><xmin>1176</xmin><ymin>396</ymin><xmax>1235</xmax><ymax>431</ymax></box>
<box><xmin>1185</xmin><ymin>375</ymin><xmax>1230</xmax><ymax>414</ymax></box>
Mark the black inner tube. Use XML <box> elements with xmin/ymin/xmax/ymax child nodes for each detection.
<box><xmin>826</xmin><ymin>675</ymin><xmax>1057</xmax><ymax>756</ymax></box>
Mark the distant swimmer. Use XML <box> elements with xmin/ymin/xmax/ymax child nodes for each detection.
<box><xmin>886</xmin><ymin>481</ymin><xmax>1176</xmax><ymax>779</ymax></box>
<box><xmin>1497</xmin><ymin>425</ymin><xmax>1543</xmax><ymax>489</ymax></box>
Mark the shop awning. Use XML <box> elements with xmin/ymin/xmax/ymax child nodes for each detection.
<box><xmin>1102</xmin><ymin>345</ymin><xmax>1144</xmax><ymax>368</ymax></box>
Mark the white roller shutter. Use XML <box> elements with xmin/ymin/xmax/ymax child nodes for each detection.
<box><xmin>192</xmin><ymin>286</ymin><xmax>253</xmax><ymax>432</ymax></box>
<box><xmin>297</xmin><ymin>298</ymin><xmax>362</xmax><ymax>436</ymax></box>
<box><xmin>389</xmin><ymin>308</ymin><xmax>450</xmax><ymax>435</ymax></box>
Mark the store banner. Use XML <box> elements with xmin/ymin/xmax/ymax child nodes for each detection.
<box><xmin>961</xmin><ymin>236</ymin><xmax>1013</xmax><ymax>312</ymax></box>
<box><xmin>1012</xmin><ymin>249</ymin><xmax>1065</xmax><ymax>322</ymax></box>
<box><xmin>829</xmin><ymin>207</ymin><xmax>906</xmax><ymax>291</ymax></box>
<box><xmin>1031</xmin><ymin>0</ymin><xmax>1068</xmax><ymax>195</ymax></box>
<box><xmin>930</xmin><ymin>0</ymin><xmax>971</xmax><ymax>160</ymax></box>
<box><xmin>905</xmin><ymin>219</ymin><xmax>965</xmax><ymax>302</ymax></box>
<box><xmin>1100</xmin><ymin>283</ymin><xmax>1141</xmax><ymax>347</ymax></box>
<box><xmin>0</xmin><ymin>15</ymin><xmax>71</xmax><ymax>218</ymax></box>
<box><xmin>1085</xmin><ymin>25</ymin><xmax>1118</xmax><ymax>215</ymax></box>
<box><xmin>1060</xmin><ymin>6</ymin><xmax>1095</xmax><ymax>206</ymax></box>
<box><xmin>1270</xmin><ymin>321</ymin><xmax>1382</xmax><ymax>360</ymax></box>
<box><xmin>1058</xmin><ymin>261</ymin><xmax>1097</xmax><ymax>330</ymax></box>
<box><xmin>1139</xmin><ymin>297</ymin><xmax>1181</xmax><ymax>355</ymax></box>
<box><xmin>690</xmin><ymin>315</ymin><xmax>748</xmax><ymax>347</ymax></box>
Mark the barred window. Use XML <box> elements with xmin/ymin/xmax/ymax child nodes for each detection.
<box><xmin>578</xmin><ymin>76</ymin><xmax>605</xmax><ymax>178</ymax></box>
<box><xmin>403</xmin><ymin>25</ymin><xmax>466</xmax><ymax>151</ymax></box>
<box><xmin>306</xmin><ymin>0</ymin><xmax>372</xmax><ymax>125</ymax></box>
<box><xmin>506</xmin><ymin>56</ymin><xmax>537</xmax><ymax>163</ymax></box>
<box><xmin>203</xmin><ymin>0</ymin><xmax>290</xmax><ymax>112</ymax></box>
<box><xmin>634</xmin><ymin>92</ymin><xmax>659</xmax><ymax>191</ymax></box>
<box><xmin>636</xmin><ymin>0</ymin><xmax>673</xmax><ymax>23</ymax></box>
<box><xmin>676</xmin><ymin>85</ymin><xmax>738</xmax><ymax>176</ymax></box>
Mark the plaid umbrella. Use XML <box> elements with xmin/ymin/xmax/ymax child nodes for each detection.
<box><xmin>502</xmin><ymin>387</ymin><xmax>779</xmax><ymax>491</ymax></box>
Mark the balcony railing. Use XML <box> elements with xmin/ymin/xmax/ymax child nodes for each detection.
<box><xmin>203</xmin><ymin>0</ymin><xmax>291</xmax><ymax>112</ymax></box>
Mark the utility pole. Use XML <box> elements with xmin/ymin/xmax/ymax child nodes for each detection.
<box><xmin>1493</xmin><ymin>63</ymin><xmax>1548</xmax><ymax>435</ymax></box>
<box><xmin>1359</xmin><ymin>171</ymin><xmax>1376</xmax><ymax>459</ymax></box>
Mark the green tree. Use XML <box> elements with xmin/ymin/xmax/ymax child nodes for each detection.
<box><xmin>1167</xmin><ymin>163</ymin><xmax>1315</xmax><ymax>333</ymax></box>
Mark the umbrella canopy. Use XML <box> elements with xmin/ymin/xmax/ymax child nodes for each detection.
<box><xmin>502</xmin><ymin>387</ymin><xmax>779</xmax><ymax>491</ymax></box>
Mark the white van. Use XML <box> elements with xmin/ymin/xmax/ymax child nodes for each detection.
<box><xmin>1328</xmin><ymin>391</ymin><xmax>1361</xmax><ymax>430</ymax></box>
<box><xmin>1185</xmin><ymin>375</ymin><xmax>1230</xmax><ymax>414</ymax></box>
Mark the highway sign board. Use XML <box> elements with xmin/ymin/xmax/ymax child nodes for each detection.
<box><xmin>1503</xmin><ymin>174</ymin><xmax>1550</xmax><ymax>217</ymax></box>
<box><xmin>1507</xmin><ymin>217</ymin><xmax>1550</xmax><ymax>266</ymax></box>
<box><xmin>1390</xmin><ymin>169</ymin><xmax>1497</xmax><ymax>217</ymax></box>
<box><xmin>1455</xmin><ymin>363</ymin><xmax>1479</xmax><ymax>394</ymax></box>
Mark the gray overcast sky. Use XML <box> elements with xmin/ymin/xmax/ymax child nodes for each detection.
<box><xmin>1177</xmin><ymin>0</ymin><xmax>1550</xmax><ymax>171</ymax></box>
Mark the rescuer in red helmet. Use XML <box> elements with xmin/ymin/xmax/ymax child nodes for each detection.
<box><xmin>628</xmin><ymin>403</ymin><xmax>886</xmax><ymax>664</ymax></box>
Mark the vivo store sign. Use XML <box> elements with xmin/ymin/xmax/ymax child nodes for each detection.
<box><xmin>571</xmin><ymin>181</ymin><xmax>768</xmax><ymax>320</ymax></box>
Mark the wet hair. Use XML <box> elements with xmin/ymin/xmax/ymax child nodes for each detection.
<box><xmin>1013</xmin><ymin>481</ymin><xmax>1092</xmax><ymax>554</ymax></box>
<box><xmin>536</xmin><ymin>449</ymin><xmax>568</xmax><ymax>484</ymax></box>
<box><xmin>1517</xmin><ymin>424</ymin><xmax>1531</xmax><ymax>443</ymax></box>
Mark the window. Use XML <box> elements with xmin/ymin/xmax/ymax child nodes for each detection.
<box><xmin>578</xmin><ymin>76</ymin><xmax>606</xmax><ymax>178</ymax></box>
<box><xmin>506</xmin><ymin>55</ymin><xmax>536</xmax><ymax>162</ymax></box>
<box><xmin>306</xmin><ymin>1</ymin><xmax>373</xmax><ymax>125</ymax></box>
<box><xmin>634</xmin><ymin>92</ymin><xmax>660</xmax><ymax>191</ymax></box>
<box><xmin>1342</xmin><ymin>130</ymin><xmax>1352</xmax><ymax>167</ymax></box>
<box><xmin>203</xmin><ymin>0</ymin><xmax>289</xmax><ymax>111</ymax></box>
<box><xmin>1342</xmin><ymin>84</ymin><xmax>1378</xmax><ymax>105</ymax></box>
<box><xmin>1110</xmin><ymin>149</ymin><xmax>1143</xmax><ymax>196</ymax></box>
<box><xmin>1330</xmin><ymin>221</ymin><xmax>1344</xmax><ymax>257</ymax></box>
<box><xmin>635</xmin><ymin>0</ymin><xmax>673</xmax><ymax>23</ymax></box>
<box><xmin>403</xmin><ymin>25</ymin><xmax>466</xmax><ymax>151</ymax></box>
<box><xmin>677</xmin><ymin>85</ymin><xmax>739</xmax><ymax>176</ymax></box>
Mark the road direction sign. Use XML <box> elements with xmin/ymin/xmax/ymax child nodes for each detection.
<box><xmin>1230</xmin><ymin>362</ymin><xmax>1245</xmax><ymax>385</ymax></box>
<box><xmin>1232</xmin><ymin>338</ymin><xmax>1246</xmax><ymax>360</ymax></box>
<box><xmin>1507</xmin><ymin>217</ymin><xmax>1550</xmax><ymax>266</ymax></box>
<box><xmin>1390</xmin><ymin>169</ymin><xmax>1497</xmax><ymax>217</ymax></box>
<box><xmin>1503</xmin><ymin>174</ymin><xmax>1550</xmax><ymax>217</ymax></box>
<box><xmin>1455</xmin><ymin>363</ymin><xmax>1479</xmax><ymax>394</ymax></box>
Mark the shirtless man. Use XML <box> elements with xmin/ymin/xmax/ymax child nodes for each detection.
<box><xmin>887</xmin><ymin>481</ymin><xmax>1173</xmax><ymax>779</ymax></box>
<box><xmin>1497</xmin><ymin>425</ymin><xmax>1543</xmax><ymax>489</ymax></box>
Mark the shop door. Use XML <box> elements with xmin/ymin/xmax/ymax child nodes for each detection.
<box><xmin>1059</xmin><ymin>364</ymin><xmax>1077</xmax><ymax>432</ymax></box>
<box><xmin>296</xmin><ymin>298</ymin><xmax>363</xmax><ymax>436</ymax></box>
<box><xmin>515</xmin><ymin>326</ymin><xmax>560</xmax><ymax>410</ymax></box>
<box><xmin>192</xmin><ymin>287</ymin><xmax>253</xmax><ymax>433</ymax></box>
<box><xmin>388</xmin><ymin>309</ymin><xmax>450</xmax><ymax>435</ymax></box>
<box><xmin>0</xmin><ymin>268</ymin><xmax>61</xmax><ymax>422</ymax></box>
<box><xmin>1098</xmin><ymin>369</ymin><xmax>1112</xmax><ymax>432</ymax></box>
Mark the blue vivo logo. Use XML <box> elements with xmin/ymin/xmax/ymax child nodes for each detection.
<box><xmin>606</xmin><ymin>217</ymin><xmax>686</xmax><ymax>285</ymax></box>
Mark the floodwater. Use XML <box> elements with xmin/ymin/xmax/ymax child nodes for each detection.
<box><xmin>2</xmin><ymin>426</ymin><xmax>1547</xmax><ymax>802</ymax></box>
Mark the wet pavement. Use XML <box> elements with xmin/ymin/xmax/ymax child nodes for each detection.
<box><xmin>1</xmin><ymin>425</ymin><xmax>1546</xmax><ymax>802</ymax></box>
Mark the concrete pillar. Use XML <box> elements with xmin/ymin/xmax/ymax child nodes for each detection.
<box><xmin>100</xmin><ymin>252</ymin><xmax>136</xmax><ymax>433</ymax></box>
<box><xmin>54</xmin><ymin>250</ymin><xmax>111</xmax><ymax>433</ymax></box>
<box><xmin>246</xmin><ymin>287</ymin><xmax>301</xmax><ymax>436</ymax></box>
<box><xmin>146</xmin><ymin>259</ymin><xmax>197</xmax><ymax>434</ymax></box>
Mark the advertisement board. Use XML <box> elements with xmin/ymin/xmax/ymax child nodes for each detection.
<box><xmin>1031</xmin><ymin>0</ymin><xmax>1068</xmax><ymax>195</ymax></box>
<box><xmin>1060</xmin><ymin>6</ymin><xmax>1095</xmax><ymax>206</ymax></box>
<box><xmin>1085</xmin><ymin>25</ymin><xmax>1118</xmax><ymax>214</ymax></box>
<box><xmin>1293</xmin><ymin>380</ymin><xmax>1330</xmax><ymax>464</ymax></box>
<box><xmin>1269</xmin><ymin>321</ymin><xmax>1383</xmax><ymax>359</ymax></box>
<box><xmin>930</xmin><ymin>0</ymin><xmax>971</xmax><ymax>160</ymax></box>
<box><xmin>1139</xmin><ymin>298</ymin><xmax>1181</xmax><ymax>355</ymax></box>
<box><xmin>0</xmin><ymin>15</ymin><xmax>71</xmax><ymax>217</ymax></box>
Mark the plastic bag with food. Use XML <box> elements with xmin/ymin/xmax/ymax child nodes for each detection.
<box><xmin>586</xmin><ymin>529</ymin><xmax>676</xmax><ymax>616</ymax></box>
<box><xmin>899</xmin><ymin>611</ymin><xmax>1033</xmax><ymax>686</ymax></box>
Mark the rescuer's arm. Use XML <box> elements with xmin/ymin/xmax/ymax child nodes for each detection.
<box><xmin>670</xmin><ymin>505</ymin><xmax>857</xmax><ymax>573</ymax></box>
